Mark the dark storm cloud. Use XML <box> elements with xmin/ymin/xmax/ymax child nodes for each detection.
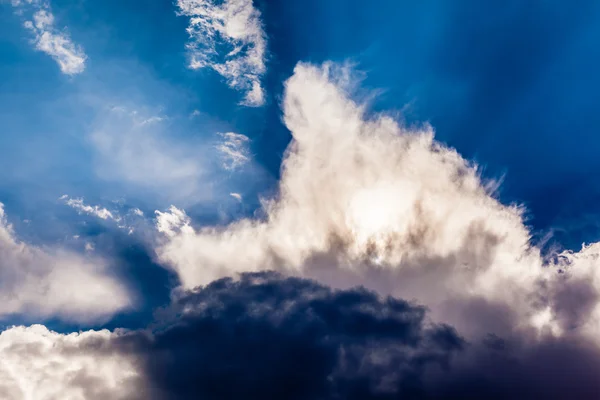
<box><xmin>129</xmin><ymin>271</ymin><xmax>463</xmax><ymax>400</ymax></box>
<box><xmin>5</xmin><ymin>271</ymin><xmax>600</xmax><ymax>399</ymax></box>
<box><xmin>108</xmin><ymin>272</ymin><xmax>600</xmax><ymax>400</ymax></box>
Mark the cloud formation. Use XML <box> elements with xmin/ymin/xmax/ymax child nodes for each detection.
<box><xmin>89</xmin><ymin>106</ymin><xmax>211</xmax><ymax>203</ymax></box>
<box><xmin>0</xmin><ymin>325</ymin><xmax>143</xmax><ymax>400</ymax></box>
<box><xmin>216</xmin><ymin>132</ymin><xmax>251</xmax><ymax>170</ymax></box>
<box><xmin>177</xmin><ymin>0</ymin><xmax>267</xmax><ymax>106</ymax></box>
<box><xmin>0</xmin><ymin>203</ymin><xmax>131</xmax><ymax>322</ymax></box>
<box><xmin>12</xmin><ymin>0</ymin><xmax>87</xmax><ymax>74</ymax></box>
<box><xmin>5</xmin><ymin>273</ymin><xmax>600</xmax><ymax>399</ymax></box>
<box><xmin>0</xmin><ymin>273</ymin><xmax>463</xmax><ymax>400</ymax></box>
<box><xmin>61</xmin><ymin>195</ymin><xmax>117</xmax><ymax>221</ymax></box>
<box><xmin>155</xmin><ymin>62</ymin><xmax>600</xmax><ymax>342</ymax></box>
<box><xmin>131</xmin><ymin>272</ymin><xmax>464</xmax><ymax>400</ymax></box>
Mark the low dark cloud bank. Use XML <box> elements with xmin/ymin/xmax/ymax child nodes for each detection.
<box><xmin>111</xmin><ymin>272</ymin><xmax>600</xmax><ymax>400</ymax></box>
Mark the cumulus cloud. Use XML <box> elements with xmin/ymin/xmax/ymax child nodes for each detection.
<box><xmin>216</xmin><ymin>131</ymin><xmax>251</xmax><ymax>170</ymax></box>
<box><xmin>177</xmin><ymin>0</ymin><xmax>267</xmax><ymax>106</ymax></box>
<box><xmin>6</xmin><ymin>273</ymin><xmax>600</xmax><ymax>399</ymax></box>
<box><xmin>130</xmin><ymin>272</ymin><xmax>464</xmax><ymax>399</ymax></box>
<box><xmin>155</xmin><ymin>62</ymin><xmax>600</xmax><ymax>343</ymax></box>
<box><xmin>155</xmin><ymin>206</ymin><xmax>190</xmax><ymax>238</ymax></box>
<box><xmin>0</xmin><ymin>325</ymin><xmax>144</xmax><ymax>400</ymax></box>
<box><xmin>12</xmin><ymin>0</ymin><xmax>87</xmax><ymax>74</ymax></box>
<box><xmin>0</xmin><ymin>203</ymin><xmax>131</xmax><ymax>322</ymax></box>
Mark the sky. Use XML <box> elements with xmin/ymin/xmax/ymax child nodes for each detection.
<box><xmin>1</xmin><ymin>0</ymin><xmax>600</xmax><ymax>398</ymax></box>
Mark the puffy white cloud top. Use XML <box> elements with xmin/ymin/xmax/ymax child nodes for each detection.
<box><xmin>155</xmin><ymin>62</ymin><xmax>600</xmax><ymax>341</ymax></box>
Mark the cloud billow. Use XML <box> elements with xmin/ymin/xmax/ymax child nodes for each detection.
<box><xmin>155</xmin><ymin>62</ymin><xmax>600</xmax><ymax>343</ymax></box>
<box><xmin>5</xmin><ymin>272</ymin><xmax>600</xmax><ymax>399</ymax></box>
<box><xmin>134</xmin><ymin>272</ymin><xmax>463</xmax><ymax>400</ymax></box>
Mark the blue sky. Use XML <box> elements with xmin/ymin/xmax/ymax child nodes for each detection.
<box><xmin>0</xmin><ymin>0</ymin><xmax>598</xmax><ymax>324</ymax></box>
<box><xmin>2</xmin><ymin>0</ymin><xmax>599</xmax><ymax>240</ymax></box>
<box><xmin>2</xmin><ymin>1</ymin><xmax>600</xmax><ymax>397</ymax></box>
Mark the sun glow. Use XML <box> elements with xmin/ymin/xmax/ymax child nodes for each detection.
<box><xmin>346</xmin><ymin>182</ymin><xmax>417</xmax><ymax>252</ymax></box>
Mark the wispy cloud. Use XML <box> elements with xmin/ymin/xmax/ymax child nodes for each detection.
<box><xmin>177</xmin><ymin>0</ymin><xmax>267</xmax><ymax>106</ymax></box>
<box><xmin>89</xmin><ymin>106</ymin><xmax>211</xmax><ymax>203</ymax></box>
<box><xmin>61</xmin><ymin>195</ymin><xmax>117</xmax><ymax>221</ymax></box>
<box><xmin>12</xmin><ymin>0</ymin><xmax>87</xmax><ymax>75</ymax></box>
<box><xmin>60</xmin><ymin>195</ymin><xmax>150</xmax><ymax>237</ymax></box>
<box><xmin>216</xmin><ymin>132</ymin><xmax>251</xmax><ymax>170</ymax></box>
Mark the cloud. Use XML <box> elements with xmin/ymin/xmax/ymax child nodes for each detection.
<box><xmin>229</xmin><ymin>192</ymin><xmax>242</xmax><ymax>201</ymax></box>
<box><xmin>216</xmin><ymin>132</ymin><xmax>251</xmax><ymax>170</ymax></box>
<box><xmin>0</xmin><ymin>325</ymin><xmax>144</xmax><ymax>400</ymax></box>
<box><xmin>176</xmin><ymin>0</ymin><xmax>267</xmax><ymax>106</ymax></box>
<box><xmin>155</xmin><ymin>206</ymin><xmax>190</xmax><ymax>238</ymax></box>
<box><xmin>60</xmin><ymin>195</ymin><xmax>148</xmax><ymax>235</ymax></box>
<box><xmin>129</xmin><ymin>272</ymin><xmax>464</xmax><ymax>400</ymax></box>
<box><xmin>89</xmin><ymin>106</ymin><xmax>211</xmax><ymax>203</ymax></box>
<box><xmin>12</xmin><ymin>0</ymin><xmax>87</xmax><ymax>74</ymax></box>
<box><xmin>6</xmin><ymin>273</ymin><xmax>600</xmax><ymax>399</ymax></box>
<box><xmin>61</xmin><ymin>195</ymin><xmax>117</xmax><ymax>221</ymax></box>
<box><xmin>155</xmin><ymin>62</ymin><xmax>600</xmax><ymax>343</ymax></box>
<box><xmin>0</xmin><ymin>203</ymin><xmax>131</xmax><ymax>322</ymax></box>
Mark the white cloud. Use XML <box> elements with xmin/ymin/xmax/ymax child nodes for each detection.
<box><xmin>13</xmin><ymin>0</ymin><xmax>87</xmax><ymax>75</ymax></box>
<box><xmin>230</xmin><ymin>192</ymin><xmax>242</xmax><ymax>201</ymax></box>
<box><xmin>89</xmin><ymin>106</ymin><xmax>211</xmax><ymax>203</ymax></box>
<box><xmin>0</xmin><ymin>325</ymin><xmax>143</xmax><ymax>400</ymax></box>
<box><xmin>0</xmin><ymin>203</ymin><xmax>131</xmax><ymax>322</ymax></box>
<box><xmin>177</xmin><ymin>0</ymin><xmax>267</xmax><ymax>106</ymax></box>
<box><xmin>155</xmin><ymin>62</ymin><xmax>600</xmax><ymax>342</ymax></box>
<box><xmin>216</xmin><ymin>131</ymin><xmax>251</xmax><ymax>170</ymax></box>
<box><xmin>62</xmin><ymin>196</ymin><xmax>117</xmax><ymax>221</ymax></box>
<box><xmin>155</xmin><ymin>206</ymin><xmax>191</xmax><ymax>238</ymax></box>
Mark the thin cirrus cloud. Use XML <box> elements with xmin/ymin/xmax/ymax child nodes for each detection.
<box><xmin>216</xmin><ymin>131</ymin><xmax>251</xmax><ymax>170</ymax></box>
<box><xmin>60</xmin><ymin>195</ymin><xmax>117</xmax><ymax>221</ymax></box>
<box><xmin>0</xmin><ymin>203</ymin><xmax>131</xmax><ymax>323</ymax></box>
<box><xmin>89</xmin><ymin>106</ymin><xmax>212</xmax><ymax>204</ymax></box>
<box><xmin>176</xmin><ymin>0</ymin><xmax>267</xmax><ymax>106</ymax></box>
<box><xmin>155</xmin><ymin>62</ymin><xmax>600</xmax><ymax>344</ymax></box>
<box><xmin>87</xmin><ymin>103</ymin><xmax>258</xmax><ymax>205</ymax></box>
<box><xmin>11</xmin><ymin>0</ymin><xmax>87</xmax><ymax>75</ymax></box>
<box><xmin>60</xmin><ymin>195</ymin><xmax>149</xmax><ymax>236</ymax></box>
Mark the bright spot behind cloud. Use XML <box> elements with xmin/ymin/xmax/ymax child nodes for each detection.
<box><xmin>155</xmin><ymin>62</ymin><xmax>600</xmax><ymax>341</ymax></box>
